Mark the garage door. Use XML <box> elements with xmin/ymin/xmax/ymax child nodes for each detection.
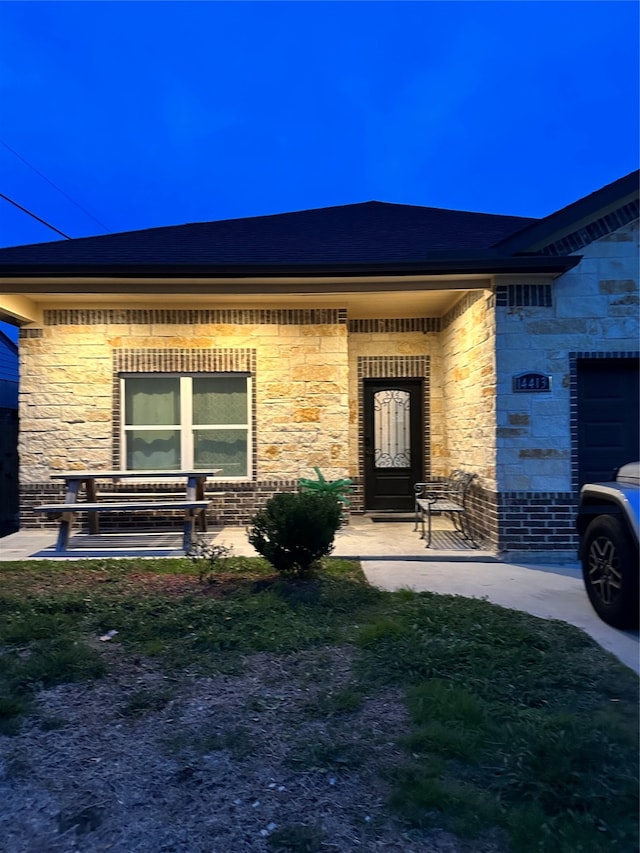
<box><xmin>577</xmin><ymin>358</ymin><xmax>639</xmax><ymax>485</ymax></box>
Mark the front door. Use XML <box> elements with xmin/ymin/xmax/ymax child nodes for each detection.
<box><xmin>363</xmin><ymin>379</ymin><xmax>423</xmax><ymax>511</ymax></box>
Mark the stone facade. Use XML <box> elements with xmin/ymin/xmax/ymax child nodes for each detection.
<box><xmin>440</xmin><ymin>291</ymin><xmax>496</xmax><ymax>486</ymax></box>
<box><xmin>493</xmin><ymin>219</ymin><xmax>639</xmax><ymax>551</ymax></box>
<box><xmin>19</xmin><ymin>309</ymin><xmax>354</xmax><ymax>526</ymax></box>
<box><xmin>19</xmin><ymin>294</ymin><xmax>503</xmax><ymax>541</ymax></box>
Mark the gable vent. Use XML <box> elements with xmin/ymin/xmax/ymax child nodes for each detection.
<box><xmin>495</xmin><ymin>284</ymin><xmax>552</xmax><ymax>308</ymax></box>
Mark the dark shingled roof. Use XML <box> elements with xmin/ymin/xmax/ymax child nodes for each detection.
<box><xmin>0</xmin><ymin>201</ymin><xmax>536</xmax><ymax>267</ymax></box>
<box><xmin>494</xmin><ymin>170</ymin><xmax>640</xmax><ymax>253</ymax></box>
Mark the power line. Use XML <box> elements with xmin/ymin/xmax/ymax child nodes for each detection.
<box><xmin>0</xmin><ymin>192</ymin><xmax>71</xmax><ymax>240</ymax></box>
<box><xmin>0</xmin><ymin>137</ymin><xmax>110</xmax><ymax>232</ymax></box>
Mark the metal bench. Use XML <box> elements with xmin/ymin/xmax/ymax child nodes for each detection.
<box><xmin>38</xmin><ymin>500</ymin><xmax>210</xmax><ymax>555</ymax></box>
<box><xmin>413</xmin><ymin>470</ymin><xmax>478</xmax><ymax>548</ymax></box>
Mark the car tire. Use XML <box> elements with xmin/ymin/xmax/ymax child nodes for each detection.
<box><xmin>581</xmin><ymin>515</ymin><xmax>639</xmax><ymax>629</ymax></box>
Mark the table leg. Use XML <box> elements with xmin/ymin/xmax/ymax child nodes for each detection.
<box><xmin>55</xmin><ymin>512</ymin><xmax>74</xmax><ymax>554</ymax></box>
<box><xmin>64</xmin><ymin>478</ymin><xmax>81</xmax><ymax>503</ymax></box>
<box><xmin>183</xmin><ymin>510</ymin><xmax>196</xmax><ymax>552</ymax></box>
<box><xmin>188</xmin><ymin>476</ymin><xmax>208</xmax><ymax>532</ymax></box>
<box><xmin>62</xmin><ymin>478</ymin><xmax>92</xmax><ymax>544</ymax></box>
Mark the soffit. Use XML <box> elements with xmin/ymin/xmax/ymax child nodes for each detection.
<box><xmin>33</xmin><ymin>289</ymin><xmax>472</xmax><ymax>320</ymax></box>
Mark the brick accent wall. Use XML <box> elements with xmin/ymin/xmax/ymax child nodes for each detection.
<box><xmin>44</xmin><ymin>308</ymin><xmax>348</xmax><ymax>326</ymax></box>
<box><xmin>458</xmin><ymin>483</ymin><xmax>578</xmax><ymax>553</ymax></box>
<box><xmin>21</xmin><ymin>478</ymin><xmax>305</xmax><ymax>531</ymax></box>
<box><xmin>465</xmin><ymin>480</ymin><xmax>499</xmax><ymax>551</ymax></box>
<box><xmin>495</xmin><ymin>284</ymin><xmax>552</xmax><ymax>308</ymax></box>
<box><xmin>497</xmin><ymin>491</ymin><xmax>578</xmax><ymax>551</ymax></box>
<box><xmin>348</xmin><ymin>318</ymin><xmax>440</xmax><ymax>333</ymax></box>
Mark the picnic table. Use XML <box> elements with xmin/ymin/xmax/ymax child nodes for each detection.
<box><xmin>38</xmin><ymin>469</ymin><xmax>221</xmax><ymax>554</ymax></box>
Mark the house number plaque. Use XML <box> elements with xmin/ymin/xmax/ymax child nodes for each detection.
<box><xmin>512</xmin><ymin>372</ymin><xmax>552</xmax><ymax>393</ymax></box>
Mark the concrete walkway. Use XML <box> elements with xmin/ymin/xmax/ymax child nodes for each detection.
<box><xmin>1</xmin><ymin>519</ymin><xmax>638</xmax><ymax>675</ymax></box>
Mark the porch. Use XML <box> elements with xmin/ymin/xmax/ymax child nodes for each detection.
<box><xmin>0</xmin><ymin>515</ymin><xmax>497</xmax><ymax>562</ymax></box>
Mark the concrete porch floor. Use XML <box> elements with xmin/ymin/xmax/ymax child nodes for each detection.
<box><xmin>0</xmin><ymin>515</ymin><xmax>497</xmax><ymax>562</ymax></box>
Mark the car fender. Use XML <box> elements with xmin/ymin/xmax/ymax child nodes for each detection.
<box><xmin>577</xmin><ymin>483</ymin><xmax>640</xmax><ymax>545</ymax></box>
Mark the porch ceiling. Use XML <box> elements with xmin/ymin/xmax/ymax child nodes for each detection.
<box><xmin>0</xmin><ymin>274</ymin><xmax>494</xmax><ymax>322</ymax></box>
<box><xmin>35</xmin><ymin>289</ymin><xmax>472</xmax><ymax>319</ymax></box>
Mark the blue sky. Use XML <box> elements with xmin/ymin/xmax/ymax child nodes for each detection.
<box><xmin>0</xmin><ymin>0</ymin><xmax>638</xmax><ymax>260</ymax></box>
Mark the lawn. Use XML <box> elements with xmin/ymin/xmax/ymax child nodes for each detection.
<box><xmin>0</xmin><ymin>555</ymin><xmax>638</xmax><ymax>853</ymax></box>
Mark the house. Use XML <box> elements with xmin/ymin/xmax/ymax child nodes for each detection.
<box><xmin>0</xmin><ymin>326</ymin><xmax>19</xmax><ymax>536</ymax></box>
<box><xmin>0</xmin><ymin>170</ymin><xmax>637</xmax><ymax>553</ymax></box>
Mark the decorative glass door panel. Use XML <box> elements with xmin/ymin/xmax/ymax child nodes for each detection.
<box><xmin>373</xmin><ymin>390</ymin><xmax>411</xmax><ymax>468</ymax></box>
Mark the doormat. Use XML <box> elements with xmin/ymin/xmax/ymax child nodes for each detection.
<box><xmin>369</xmin><ymin>515</ymin><xmax>415</xmax><ymax>523</ymax></box>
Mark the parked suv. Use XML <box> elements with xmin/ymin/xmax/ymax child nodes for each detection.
<box><xmin>576</xmin><ymin>462</ymin><xmax>639</xmax><ymax>629</ymax></box>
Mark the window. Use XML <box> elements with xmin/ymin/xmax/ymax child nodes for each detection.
<box><xmin>121</xmin><ymin>374</ymin><xmax>250</xmax><ymax>477</ymax></box>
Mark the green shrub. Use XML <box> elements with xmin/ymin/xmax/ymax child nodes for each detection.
<box><xmin>247</xmin><ymin>491</ymin><xmax>343</xmax><ymax>577</ymax></box>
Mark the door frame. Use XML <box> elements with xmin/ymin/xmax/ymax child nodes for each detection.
<box><xmin>362</xmin><ymin>377</ymin><xmax>425</xmax><ymax>512</ymax></box>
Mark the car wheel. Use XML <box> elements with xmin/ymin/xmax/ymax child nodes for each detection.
<box><xmin>581</xmin><ymin>515</ymin><xmax>639</xmax><ymax>629</ymax></box>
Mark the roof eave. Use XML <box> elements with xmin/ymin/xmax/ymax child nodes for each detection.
<box><xmin>0</xmin><ymin>255</ymin><xmax>580</xmax><ymax>280</ymax></box>
<box><xmin>494</xmin><ymin>170</ymin><xmax>640</xmax><ymax>253</ymax></box>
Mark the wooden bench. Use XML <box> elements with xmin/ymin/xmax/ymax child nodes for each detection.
<box><xmin>38</xmin><ymin>500</ymin><xmax>210</xmax><ymax>555</ymax></box>
<box><xmin>413</xmin><ymin>470</ymin><xmax>478</xmax><ymax>548</ymax></box>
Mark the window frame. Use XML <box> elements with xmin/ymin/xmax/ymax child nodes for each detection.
<box><xmin>119</xmin><ymin>372</ymin><xmax>252</xmax><ymax>479</ymax></box>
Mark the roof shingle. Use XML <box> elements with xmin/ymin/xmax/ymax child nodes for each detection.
<box><xmin>0</xmin><ymin>201</ymin><xmax>536</xmax><ymax>267</ymax></box>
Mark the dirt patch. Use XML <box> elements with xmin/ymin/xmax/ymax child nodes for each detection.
<box><xmin>0</xmin><ymin>567</ymin><xmax>271</xmax><ymax>601</ymax></box>
<box><xmin>0</xmin><ymin>644</ymin><xmax>507</xmax><ymax>853</ymax></box>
